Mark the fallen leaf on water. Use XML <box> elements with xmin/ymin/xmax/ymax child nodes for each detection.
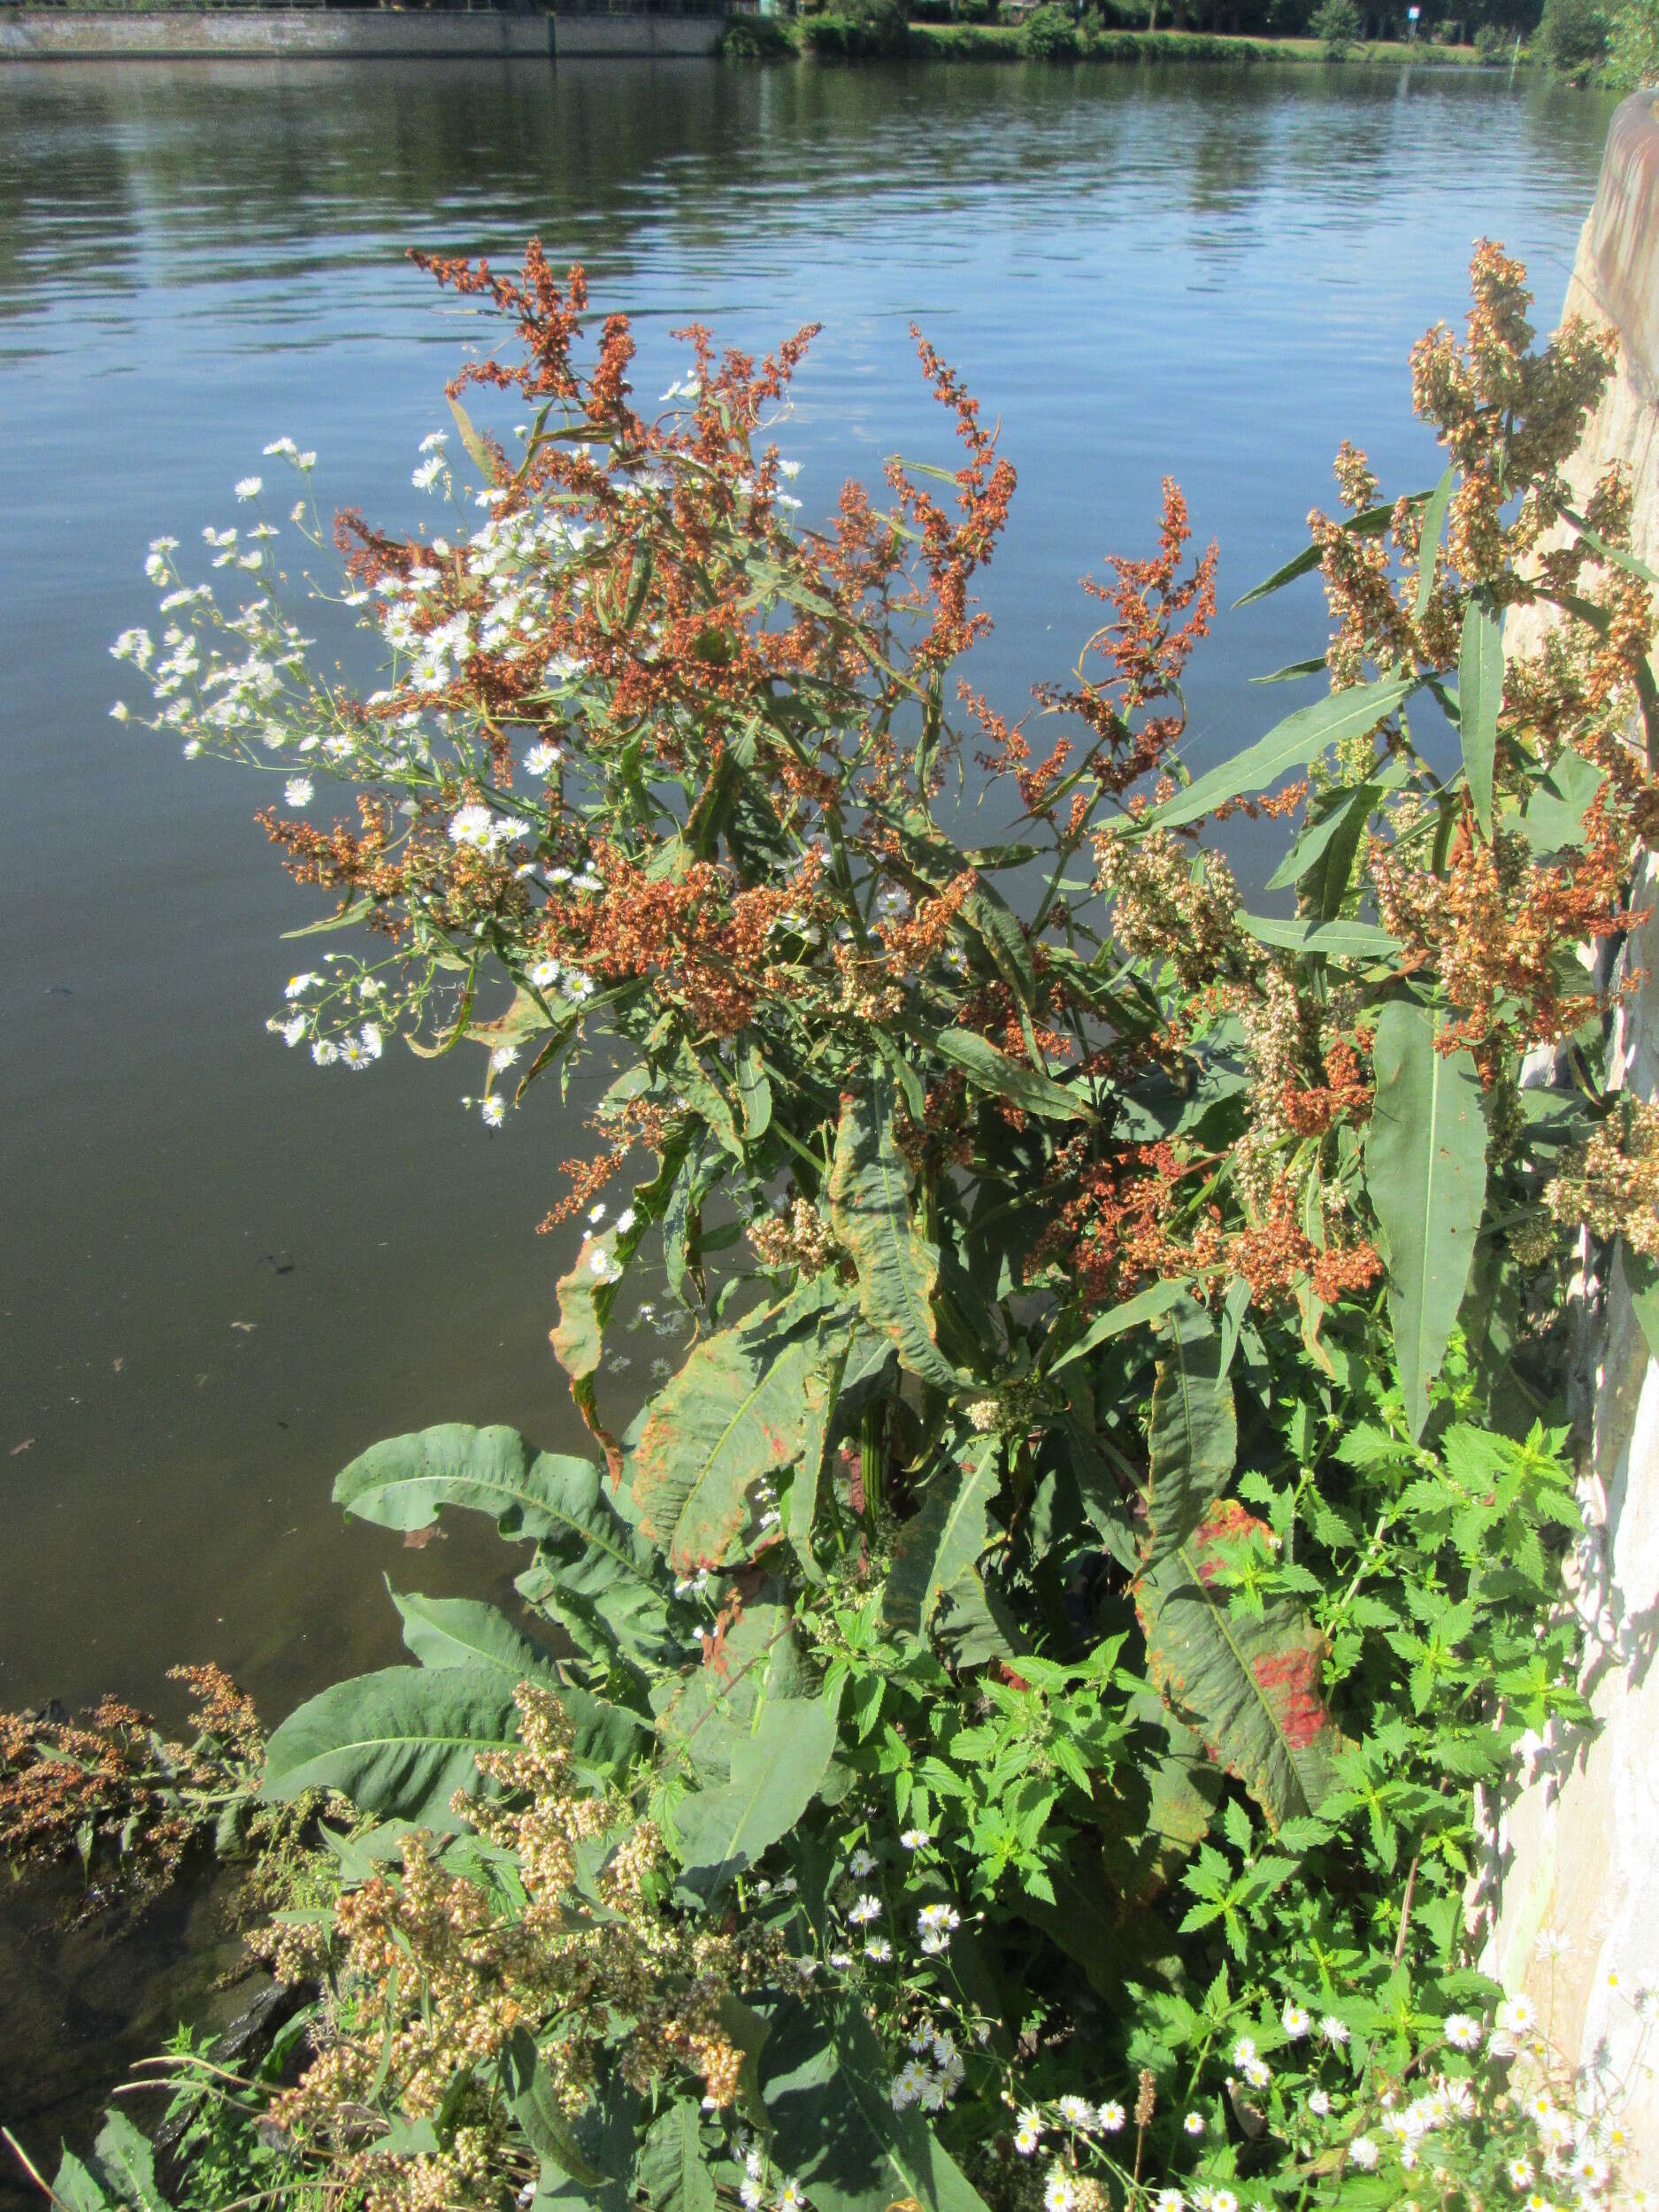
<box><xmin>403</xmin><ymin>1525</ymin><xmax>445</xmax><ymax>1550</ymax></box>
<box><xmin>230</xmin><ymin>1320</ymin><xmax>257</xmax><ymax>1333</ymax></box>
<box><xmin>10</xmin><ymin>1439</ymin><xmax>35</xmax><ymax>1456</ymax></box>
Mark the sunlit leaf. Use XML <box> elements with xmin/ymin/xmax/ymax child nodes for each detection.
<box><xmin>1363</xmin><ymin>1002</ymin><xmax>1487</xmax><ymax>1440</ymax></box>
<box><xmin>828</xmin><ymin>1073</ymin><xmax>961</xmax><ymax>1390</ymax></box>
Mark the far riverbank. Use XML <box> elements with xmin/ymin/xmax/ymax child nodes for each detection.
<box><xmin>0</xmin><ymin>5</ymin><xmax>1523</xmax><ymax>65</ymax></box>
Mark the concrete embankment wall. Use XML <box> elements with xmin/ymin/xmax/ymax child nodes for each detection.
<box><xmin>1488</xmin><ymin>88</ymin><xmax>1659</xmax><ymax>2162</ymax></box>
<box><xmin>0</xmin><ymin>8</ymin><xmax>727</xmax><ymax>60</ymax></box>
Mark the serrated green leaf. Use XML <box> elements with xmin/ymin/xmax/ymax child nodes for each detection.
<box><xmin>90</xmin><ymin>2116</ymin><xmax>171</xmax><ymax>2212</ymax></box>
<box><xmin>1458</xmin><ymin>595</ymin><xmax>1504</xmax><ymax>837</ymax></box>
<box><xmin>261</xmin><ymin>1666</ymin><xmax>520</xmax><ymax>1828</ymax></box>
<box><xmin>828</xmin><ymin>1073</ymin><xmax>960</xmax><ymax>1390</ymax></box>
<box><xmin>883</xmin><ymin>1438</ymin><xmax>1002</xmax><ymax>1636</ymax></box>
<box><xmin>1363</xmin><ymin>1002</ymin><xmax>1487</xmax><ymax>1440</ymax></box>
<box><xmin>52</xmin><ymin>2152</ymin><xmax>117</xmax><ymax>2212</ymax></box>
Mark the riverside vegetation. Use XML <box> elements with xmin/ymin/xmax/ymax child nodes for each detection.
<box><xmin>10</xmin><ymin>237</ymin><xmax>1659</xmax><ymax>2212</ymax></box>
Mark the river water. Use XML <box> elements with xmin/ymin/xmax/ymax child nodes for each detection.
<box><xmin>0</xmin><ymin>47</ymin><xmax>1619</xmax><ymax>2166</ymax></box>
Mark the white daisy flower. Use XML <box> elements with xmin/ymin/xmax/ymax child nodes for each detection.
<box><xmin>849</xmin><ymin>1895</ymin><xmax>882</xmax><ymax>1925</ymax></box>
<box><xmin>1319</xmin><ymin>2015</ymin><xmax>1350</xmax><ymax>2046</ymax></box>
<box><xmin>311</xmin><ymin>1038</ymin><xmax>338</xmax><ymax>1066</ymax></box>
<box><xmin>235</xmin><ymin>476</ymin><xmax>263</xmax><ymax>500</ymax></box>
<box><xmin>1042</xmin><ymin>2168</ymin><xmax>1074</xmax><ymax>2212</ymax></box>
<box><xmin>900</xmin><ymin>1828</ymin><xmax>931</xmax><ymax>1850</ymax></box>
<box><xmin>1183</xmin><ymin>2113</ymin><xmax>1204</xmax><ymax>2138</ymax></box>
<box><xmin>480</xmin><ymin>1095</ymin><xmax>505</xmax><ymax>1129</ymax></box>
<box><xmin>284</xmin><ymin>776</ymin><xmax>313</xmax><ymax>808</ymax></box>
<box><xmin>1095</xmin><ymin>2101</ymin><xmax>1125</xmax><ymax>2133</ymax></box>
<box><xmin>864</xmin><ymin>1938</ymin><xmax>893</xmax><ymax>1962</ymax></box>
<box><xmin>1442</xmin><ymin>2014</ymin><xmax>1483</xmax><ymax>2052</ymax></box>
<box><xmin>1348</xmin><ymin>2139</ymin><xmax>1379</xmax><ymax>2170</ymax></box>
<box><xmin>1281</xmin><ymin>2001</ymin><xmax>1311</xmax><ymax>2039</ymax></box>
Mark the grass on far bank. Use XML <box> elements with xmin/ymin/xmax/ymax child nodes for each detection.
<box><xmin>726</xmin><ymin>14</ymin><xmax>1513</xmax><ymax>61</ymax></box>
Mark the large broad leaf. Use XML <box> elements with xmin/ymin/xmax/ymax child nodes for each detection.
<box><xmin>639</xmin><ymin>2102</ymin><xmax>717</xmax><ymax>2212</ymax></box>
<box><xmin>926</xmin><ymin>1027</ymin><xmax>1091</xmax><ymax>1122</ymax></box>
<box><xmin>654</xmin><ymin>1602</ymin><xmax>806</xmax><ymax>1785</ymax></box>
<box><xmin>1265</xmin><ymin>760</ymin><xmax>1407</xmax><ymax>897</ymax></box>
<box><xmin>1519</xmin><ymin>746</ymin><xmax>1604</xmax><ymax>856</ymax></box>
<box><xmin>389</xmin><ymin>1585</ymin><xmax>558</xmax><ymax>1681</ymax></box>
<box><xmin>1142</xmin><ymin>1298</ymin><xmax>1237</xmax><ymax>1570</ymax></box>
<box><xmin>1458</xmin><ymin>595</ymin><xmax>1503</xmax><ymax>837</ymax></box>
<box><xmin>526</xmin><ymin>2073</ymin><xmax>640</xmax><ymax>2212</ymax></box>
<box><xmin>789</xmin><ymin>1336</ymin><xmax>848</xmax><ymax>1585</ymax></box>
<box><xmin>1137</xmin><ymin>1501</ymin><xmax>1342</xmax><ymax>1831</ymax></box>
<box><xmin>261</xmin><ymin>1665</ymin><xmax>520</xmax><ymax>1828</ymax></box>
<box><xmin>761</xmin><ymin>1998</ymin><xmax>994</xmax><ymax>2212</ymax></box>
<box><xmin>549</xmin><ymin>1138</ymin><xmax>694</xmax><ymax>1471</ymax></box>
<box><xmin>334</xmin><ymin>1424</ymin><xmax>598</xmax><ymax>1543</ymax></box>
<box><xmin>1134</xmin><ymin>674</ymin><xmax>1416</xmax><ymax>836</ymax></box>
<box><xmin>389</xmin><ymin>1588</ymin><xmax>648</xmax><ymax>1775</ymax></box>
<box><xmin>633</xmin><ymin>1300</ymin><xmax>849</xmax><ymax>1573</ymax></box>
<box><xmin>1047</xmin><ymin>1275</ymin><xmax>1189</xmax><ymax>1376</ymax></box>
<box><xmin>1239</xmin><ymin>913</ymin><xmax>1400</xmax><ymax>961</ymax></box>
<box><xmin>337</xmin><ymin>1426</ymin><xmax>674</xmax><ymax>1671</ymax></box>
<box><xmin>882</xmin><ymin>1438</ymin><xmax>1002</xmax><ymax>1637</ymax></box>
<box><xmin>828</xmin><ymin>1073</ymin><xmax>959</xmax><ymax>1390</ymax></box>
<box><xmin>672</xmin><ymin>1679</ymin><xmax>842</xmax><ymax>1893</ymax></box>
<box><xmin>1413</xmin><ymin>465</ymin><xmax>1457</xmax><ymax>622</ymax></box>
<box><xmin>1233</xmin><ymin>495</ymin><xmax>1423</xmax><ymax>607</ymax></box>
<box><xmin>1363</xmin><ymin>1001</ymin><xmax>1487</xmax><ymax>1440</ymax></box>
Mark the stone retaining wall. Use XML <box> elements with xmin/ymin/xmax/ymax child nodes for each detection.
<box><xmin>0</xmin><ymin>7</ymin><xmax>727</xmax><ymax>59</ymax></box>
<box><xmin>1486</xmin><ymin>87</ymin><xmax>1659</xmax><ymax>2164</ymax></box>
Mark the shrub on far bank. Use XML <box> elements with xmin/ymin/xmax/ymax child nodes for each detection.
<box><xmin>801</xmin><ymin>0</ymin><xmax>910</xmax><ymax>53</ymax></box>
<box><xmin>1474</xmin><ymin>19</ymin><xmax>1509</xmax><ymax>56</ymax></box>
<box><xmin>723</xmin><ymin>12</ymin><xmax>800</xmax><ymax>57</ymax></box>
<box><xmin>1019</xmin><ymin>2</ymin><xmax>1083</xmax><ymax>54</ymax></box>
<box><xmin>1311</xmin><ymin>0</ymin><xmax>1363</xmax><ymax>49</ymax></box>
<box><xmin>1537</xmin><ymin>0</ymin><xmax>1608</xmax><ymax>69</ymax></box>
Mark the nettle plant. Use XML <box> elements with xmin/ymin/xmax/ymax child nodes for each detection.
<box><xmin>94</xmin><ymin>242</ymin><xmax>1659</xmax><ymax>2212</ymax></box>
